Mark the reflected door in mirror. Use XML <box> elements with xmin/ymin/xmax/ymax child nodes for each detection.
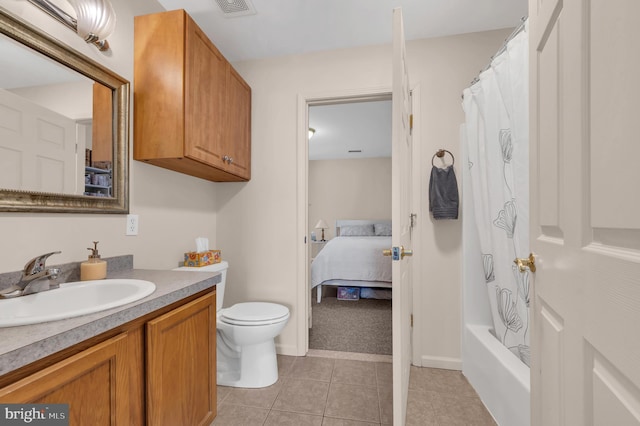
<box><xmin>0</xmin><ymin>88</ymin><xmax>79</xmax><ymax>194</ymax></box>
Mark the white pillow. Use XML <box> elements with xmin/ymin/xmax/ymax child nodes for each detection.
<box><xmin>340</xmin><ymin>224</ymin><xmax>375</xmax><ymax>236</ymax></box>
<box><xmin>374</xmin><ymin>223</ymin><xmax>392</xmax><ymax>236</ymax></box>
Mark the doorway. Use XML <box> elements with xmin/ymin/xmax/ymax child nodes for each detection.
<box><xmin>295</xmin><ymin>86</ymin><xmax>422</xmax><ymax>358</ymax></box>
<box><xmin>307</xmin><ymin>96</ymin><xmax>393</xmax><ymax>355</ymax></box>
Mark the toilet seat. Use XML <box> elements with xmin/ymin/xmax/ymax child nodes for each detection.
<box><xmin>220</xmin><ymin>302</ymin><xmax>289</xmax><ymax>326</ymax></box>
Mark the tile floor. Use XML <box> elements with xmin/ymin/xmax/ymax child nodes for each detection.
<box><xmin>212</xmin><ymin>352</ymin><xmax>496</xmax><ymax>425</ymax></box>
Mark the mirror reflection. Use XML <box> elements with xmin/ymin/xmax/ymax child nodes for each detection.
<box><xmin>0</xmin><ymin>7</ymin><xmax>128</xmax><ymax>213</ymax></box>
<box><xmin>0</xmin><ymin>34</ymin><xmax>113</xmax><ymax>198</ymax></box>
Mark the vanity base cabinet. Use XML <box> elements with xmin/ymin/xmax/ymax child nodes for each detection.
<box><xmin>0</xmin><ymin>332</ymin><xmax>132</xmax><ymax>425</ymax></box>
<box><xmin>0</xmin><ymin>289</ymin><xmax>217</xmax><ymax>426</ymax></box>
<box><xmin>147</xmin><ymin>292</ymin><xmax>216</xmax><ymax>426</ymax></box>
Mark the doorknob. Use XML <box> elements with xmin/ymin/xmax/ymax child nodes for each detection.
<box><xmin>514</xmin><ymin>253</ymin><xmax>536</xmax><ymax>273</ymax></box>
<box><xmin>383</xmin><ymin>246</ymin><xmax>413</xmax><ymax>260</ymax></box>
<box><xmin>402</xmin><ymin>248</ymin><xmax>413</xmax><ymax>258</ymax></box>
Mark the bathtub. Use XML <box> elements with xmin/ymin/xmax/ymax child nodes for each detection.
<box><xmin>463</xmin><ymin>324</ymin><xmax>530</xmax><ymax>426</ymax></box>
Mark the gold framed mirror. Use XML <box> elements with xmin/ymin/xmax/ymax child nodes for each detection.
<box><xmin>0</xmin><ymin>7</ymin><xmax>129</xmax><ymax>213</ymax></box>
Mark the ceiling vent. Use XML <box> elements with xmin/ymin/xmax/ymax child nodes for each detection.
<box><xmin>215</xmin><ymin>0</ymin><xmax>257</xmax><ymax>18</ymax></box>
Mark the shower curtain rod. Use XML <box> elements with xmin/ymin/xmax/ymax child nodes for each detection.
<box><xmin>468</xmin><ymin>16</ymin><xmax>528</xmax><ymax>87</ymax></box>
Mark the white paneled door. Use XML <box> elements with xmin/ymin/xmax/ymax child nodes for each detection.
<box><xmin>391</xmin><ymin>7</ymin><xmax>414</xmax><ymax>425</ymax></box>
<box><xmin>530</xmin><ymin>0</ymin><xmax>640</xmax><ymax>424</ymax></box>
<box><xmin>0</xmin><ymin>88</ymin><xmax>78</xmax><ymax>194</ymax></box>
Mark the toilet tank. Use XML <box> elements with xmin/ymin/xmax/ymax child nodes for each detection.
<box><xmin>173</xmin><ymin>261</ymin><xmax>228</xmax><ymax>312</ymax></box>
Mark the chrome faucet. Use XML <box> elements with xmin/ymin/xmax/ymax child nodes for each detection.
<box><xmin>0</xmin><ymin>251</ymin><xmax>62</xmax><ymax>299</ymax></box>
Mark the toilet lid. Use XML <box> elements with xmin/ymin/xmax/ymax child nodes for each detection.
<box><xmin>220</xmin><ymin>302</ymin><xmax>289</xmax><ymax>325</ymax></box>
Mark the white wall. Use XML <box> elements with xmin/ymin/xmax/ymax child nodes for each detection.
<box><xmin>408</xmin><ymin>30</ymin><xmax>512</xmax><ymax>368</ymax></box>
<box><xmin>0</xmin><ymin>0</ymin><xmax>218</xmax><ymax>272</ymax></box>
<box><xmin>0</xmin><ymin>0</ymin><xmax>512</xmax><ymax>364</ymax></box>
<box><xmin>309</xmin><ymin>158</ymin><xmax>391</xmax><ymax>240</ymax></box>
<box><xmin>219</xmin><ymin>29</ymin><xmax>512</xmax><ymax>361</ymax></box>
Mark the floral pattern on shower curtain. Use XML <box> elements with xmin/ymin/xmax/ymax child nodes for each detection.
<box><xmin>462</xmin><ymin>21</ymin><xmax>530</xmax><ymax>366</ymax></box>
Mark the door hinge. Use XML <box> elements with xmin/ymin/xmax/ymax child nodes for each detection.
<box><xmin>409</xmin><ymin>114</ymin><xmax>413</xmax><ymax>132</ymax></box>
<box><xmin>410</xmin><ymin>314</ymin><xmax>413</xmax><ymax>327</ymax></box>
<box><xmin>410</xmin><ymin>213</ymin><xmax>417</xmax><ymax>240</ymax></box>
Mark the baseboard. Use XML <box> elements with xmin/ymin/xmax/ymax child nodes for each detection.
<box><xmin>420</xmin><ymin>355</ymin><xmax>462</xmax><ymax>371</ymax></box>
<box><xmin>275</xmin><ymin>346</ymin><xmax>462</xmax><ymax>367</ymax></box>
<box><xmin>276</xmin><ymin>343</ymin><xmax>299</xmax><ymax>357</ymax></box>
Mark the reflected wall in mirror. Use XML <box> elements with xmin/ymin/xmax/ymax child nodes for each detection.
<box><xmin>0</xmin><ymin>7</ymin><xmax>129</xmax><ymax>213</ymax></box>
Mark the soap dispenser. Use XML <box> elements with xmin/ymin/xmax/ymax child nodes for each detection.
<box><xmin>81</xmin><ymin>241</ymin><xmax>107</xmax><ymax>281</ymax></box>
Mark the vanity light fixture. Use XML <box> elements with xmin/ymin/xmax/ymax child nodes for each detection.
<box><xmin>308</xmin><ymin>128</ymin><xmax>316</xmax><ymax>139</ymax></box>
<box><xmin>26</xmin><ymin>0</ymin><xmax>116</xmax><ymax>51</ymax></box>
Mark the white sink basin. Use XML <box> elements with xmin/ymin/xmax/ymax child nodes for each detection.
<box><xmin>0</xmin><ymin>279</ymin><xmax>156</xmax><ymax>327</ymax></box>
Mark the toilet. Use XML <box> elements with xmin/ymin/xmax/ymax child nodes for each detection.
<box><xmin>174</xmin><ymin>261</ymin><xmax>289</xmax><ymax>388</ymax></box>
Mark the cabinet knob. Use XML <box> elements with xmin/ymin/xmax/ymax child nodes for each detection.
<box><xmin>228</xmin><ymin>157</ymin><xmax>233</xmax><ymax>164</ymax></box>
<box><xmin>223</xmin><ymin>155</ymin><xmax>229</xmax><ymax>162</ymax></box>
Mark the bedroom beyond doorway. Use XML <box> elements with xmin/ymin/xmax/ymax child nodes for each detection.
<box><xmin>307</xmin><ymin>96</ymin><xmax>393</xmax><ymax>357</ymax></box>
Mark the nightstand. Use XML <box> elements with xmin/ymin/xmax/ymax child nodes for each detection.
<box><xmin>310</xmin><ymin>240</ymin><xmax>327</xmax><ymax>260</ymax></box>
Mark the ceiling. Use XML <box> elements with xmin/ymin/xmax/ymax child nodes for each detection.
<box><xmin>154</xmin><ymin>0</ymin><xmax>526</xmax><ymax>161</ymax></box>
<box><xmin>309</xmin><ymin>100</ymin><xmax>392</xmax><ymax>161</ymax></box>
<box><xmin>1</xmin><ymin>0</ymin><xmax>527</xmax><ymax>160</ymax></box>
<box><xmin>157</xmin><ymin>0</ymin><xmax>528</xmax><ymax>62</ymax></box>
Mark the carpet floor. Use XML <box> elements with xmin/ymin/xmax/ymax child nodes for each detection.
<box><xmin>309</xmin><ymin>295</ymin><xmax>392</xmax><ymax>355</ymax></box>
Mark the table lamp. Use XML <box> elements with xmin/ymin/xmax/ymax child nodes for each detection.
<box><xmin>315</xmin><ymin>219</ymin><xmax>328</xmax><ymax>242</ymax></box>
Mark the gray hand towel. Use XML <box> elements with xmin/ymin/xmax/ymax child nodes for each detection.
<box><xmin>429</xmin><ymin>165</ymin><xmax>459</xmax><ymax>220</ymax></box>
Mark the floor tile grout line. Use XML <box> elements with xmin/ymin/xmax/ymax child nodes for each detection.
<box><xmin>376</xmin><ymin>385</ymin><xmax>384</xmax><ymax>425</ymax></box>
<box><xmin>320</xmin><ymin>362</ymin><xmax>335</xmax><ymax>419</ymax></box>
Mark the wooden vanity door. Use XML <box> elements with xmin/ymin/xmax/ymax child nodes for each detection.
<box><xmin>146</xmin><ymin>292</ymin><xmax>216</xmax><ymax>426</ymax></box>
<box><xmin>0</xmin><ymin>333</ymin><xmax>131</xmax><ymax>425</ymax></box>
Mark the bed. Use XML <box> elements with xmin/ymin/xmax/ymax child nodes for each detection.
<box><xmin>311</xmin><ymin>219</ymin><xmax>392</xmax><ymax>303</ymax></box>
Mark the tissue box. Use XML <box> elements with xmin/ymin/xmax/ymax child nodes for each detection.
<box><xmin>183</xmin><ymin>250</ymin><xmax>221</xmax><ymax>267</ymax></box>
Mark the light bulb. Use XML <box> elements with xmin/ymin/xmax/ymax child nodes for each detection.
<box><xmin>70</xmin><ymin>0</ymin><xmax>116</xmax><ymax>43</ymax></box>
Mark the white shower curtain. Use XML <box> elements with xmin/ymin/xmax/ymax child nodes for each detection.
<box><xmin>462</xmin><ymin>21</ymin><xmax>530</xmax><ymax>366</ymax></box>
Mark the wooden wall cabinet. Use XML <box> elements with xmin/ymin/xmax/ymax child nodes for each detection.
<box><xmin>134</xmin><ymin>9</ymin><xmax>251</xmax><ymax>182</ymax></box>
<box><xmin>0</xmin><ymin>290</ymin><xmax>216</xmax><ymax>426</ymax></box>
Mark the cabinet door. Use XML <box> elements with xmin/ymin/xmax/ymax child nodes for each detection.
<box><xmin>147</xmin><ymin>292</ymin><xmax>216</xmax><ymax>426</ymax></box>
<box><xmin>221</xmin><ymin>66</ymin><xmax>251</xmax><ymax>180</ymax></box>
<box><xmin>134</xmin><ymin>10</ymin><xmax>187</xmax><ymax>160</ymax></box>
<box><xmin>91</xmin><ymin>82</ymin><xmax>113</xmax><ymax>164</ymax></box>
<box><xmin>184</xmin><ymin>18</ymin><xmax>227</xmax><ymax>169</ymax></box>
<box><xmin>0</xmin><ymin>333</ymin><xmax>131</xmax><ymax>425</ymax></box>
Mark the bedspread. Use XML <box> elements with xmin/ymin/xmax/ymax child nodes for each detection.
<box><xmin>311</xmin><ymin>236</ymin><xmax>392</xmax><ymax>289</ymax></box>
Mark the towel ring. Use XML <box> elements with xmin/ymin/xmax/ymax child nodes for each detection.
<box><xmin>432</xmin><ymin>149</ymin><xmax>455</xmax><ymax>167</ymax></box>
